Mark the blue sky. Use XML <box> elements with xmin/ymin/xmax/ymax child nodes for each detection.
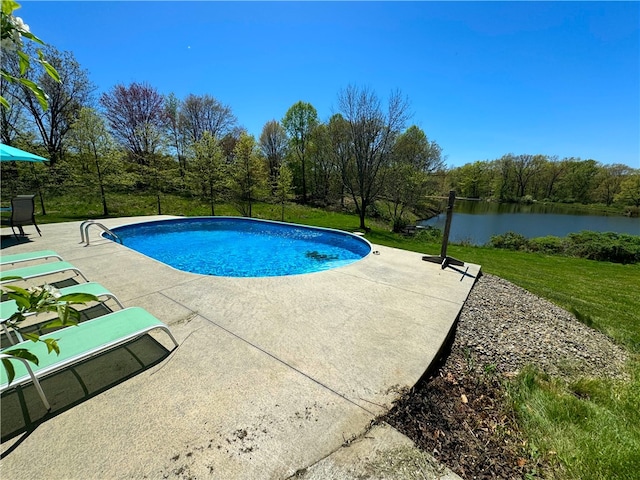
<box><xmin>17</xmin><ymin>1</ymin><xmax>640</xmax><ymax>168</ymax></box>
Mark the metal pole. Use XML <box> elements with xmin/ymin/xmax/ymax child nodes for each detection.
<box><xmin>422</xmin><ymin>190</ymin><xmax>464</xmax><ymax>269</ymax></box>
<box><xmin>440</xmin><ymin>190</ymin><xmax>456</xmax><ymax>259</ymax></box>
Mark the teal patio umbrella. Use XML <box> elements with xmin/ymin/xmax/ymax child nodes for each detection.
<box><xmin>0</xmin><ymin>143</ymin><xmax>48</xmax><ymax>163</ymax></box>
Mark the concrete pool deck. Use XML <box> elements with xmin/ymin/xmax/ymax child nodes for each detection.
<box><xmin>0</xmin><ymin>216</ymin><xmax>480</xmax><ymax>479</ymax></box>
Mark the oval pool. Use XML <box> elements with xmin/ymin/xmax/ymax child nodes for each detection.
<box><xmin>106</xmin><ymin>217</ymin><xmax>371</xmax><ymax>278</ymax></box>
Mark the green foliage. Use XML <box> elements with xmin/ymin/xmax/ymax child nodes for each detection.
<box><xmin>489</xmin><ymin>230</ymin><xmax>640</xmax><ymax>264</ymax></box>
<box><xmin>1</xmin><ymin>0</ymin><xmax>60</xmax><ymax>110</ymax></box>
<box><xmin>563</xmin><ymin>231</ymin><xmax>640</xmax><ymax>264</ymax></box>
<box><xmin>0</xmin><ymin>280</ymin><xmax>98</xmax><ymax>384</ymax></box>
<box><xmin>615</xmin><ymin>174</ymin><xmax>640</xmax><ymax>207</ymax></box>
<box><xmin>527</xmin><ymin>235</ymin><xmax>565</xmax><ymax>254</ymax></box>
<box><xmin>488</xmin><ymin>231</ymin><xmax>529</xmax><ymax>250</ymax></box>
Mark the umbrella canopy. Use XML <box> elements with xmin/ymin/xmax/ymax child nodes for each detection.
<box><xmin>0</xmin><ymin>143</ymin><xmax>48</xmax><ymax>163</ymax></box>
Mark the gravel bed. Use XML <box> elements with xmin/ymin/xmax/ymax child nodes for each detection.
<box><xmin>457</xmin><ymin>273</ymin><xmax>629</xmax><ymax>380</ymax></box>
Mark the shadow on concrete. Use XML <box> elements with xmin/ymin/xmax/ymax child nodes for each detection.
<box><xmin>1</xmin><ymin>334</ymin><xmax>172</xmax><ymax>449</ymax></box>
<box><xmin>0</xmin><ymin>233</ymin><xmax>34</xmax><ymax>249</ymax></box>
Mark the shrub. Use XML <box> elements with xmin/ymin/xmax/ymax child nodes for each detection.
<box><xmin>528</xmin><ymin>236</ymin><xmax>565</xmax><ymax>255</ymax></box>
<box><xmin>488</xmin><ymin>231</ymin><xmax>529</xmax><ymax>250</ymax></box>
<box><xmin>415</xmin><ymin>226</ymin><xmax>442</xmax><ymax>243</ymax></box>
<box><xmin>564</xmin><ymin>231</ymin><xmax>640</xmax><ymax>264</ymax></box>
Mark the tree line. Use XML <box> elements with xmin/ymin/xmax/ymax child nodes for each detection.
<box><xmin>2</xmin><ymin>43</ymin><xmax>638</xmax><ymax>232</ymax></box>
<box><xmin>448</xmin><ymin>155</ymin><xmax>640</xmax><ymax>209</ymax></box>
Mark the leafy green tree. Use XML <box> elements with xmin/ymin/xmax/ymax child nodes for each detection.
<box><xmin>67</xmin><ymin>107</ymin><xmax>134</xmax><ymax>216</ymax></box>
<box><xmin>560</xmin><ymin>158</ymin><xmax>599</xmax><ymax>203</ymax></box>
<box><xmin>227</xmin><ymin>133</ymin><xmax>267</xmax><ymax>217</ymax></box>
<box><xmin>512</xmin><ymin>154</ymin><xmax>545</xmax><ymax>198</ymax></box>
<box><xmin>274</xmin><ymin>163</ymin><xmax>294</xmax><ymax>221</ymax></box>
<box><xmin>615</xmin><ymin>174</ymin><xmax>640</xmax><ymax>207</ymax></box>
<box><xmin>538</xmin><ymin>156</ymin><xmax>567</xmax><ymax>201</ymax></box>
<box><xmin>384</xmin><ymin>126</ymin><xmax>443</xmax><ymax>231</ymax></box>
<box><xmin>451</xmin><ymin>161</ymin><xmax>492</xmax><ymax>198</ymax></box>
<box><xmin>192</xmin><ymin>131</ymin><xmax>224</xmax><ymax>215</ymax></box>
<box><xmin>337</xmin><ymin>85</ymin><xmax>410</xmax><ymax>230</ymax></box>
<box><xmin>282</xmin><ymin>101</ymin><xmax>318</xmax><ymax>204</ymax></box>
<box><xmin>493</xmin><ymin>154</ymin><xmax>517</xmax><ymax>201</ymax></box>
<box><xmin>594</xmin><ymin>163</ymin><xmax>633</xmax><ymax>206</ymax></box>
<box><xmin>308</xmin><ymin>123</ymin><xmax>337</xmax><ymax>204</ymax></box>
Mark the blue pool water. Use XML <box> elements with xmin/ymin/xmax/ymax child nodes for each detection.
<box><xmin>108</xmin><ymin>217</ymin><xmax>371</xmax><ymax>277</ymax></box>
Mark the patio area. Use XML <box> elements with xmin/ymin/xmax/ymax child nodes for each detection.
<box><xmin>1</xmin><ymin>216</ymin><xmax>480</xmax><ymax>479</ymax></box>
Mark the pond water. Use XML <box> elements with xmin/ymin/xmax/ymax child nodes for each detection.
<box><xmin>419</xmin><ymin>200</ymin><xmax>639</xmax><ymax>245</ymax></box>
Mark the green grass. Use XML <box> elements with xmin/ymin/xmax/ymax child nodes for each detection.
<box><xmin>16</xmin><ymin>192</ymin><xmax>640</xmax><ymax>479</ymax></box>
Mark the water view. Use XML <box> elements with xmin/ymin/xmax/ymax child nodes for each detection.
<box><xmin>419</xmin><ymin>200</ymin><xmax>640</xmax><ymax>245</ymax></box>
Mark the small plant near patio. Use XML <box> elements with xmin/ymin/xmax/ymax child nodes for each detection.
<box><xmin>1</xmin><ymin>278</ymin><xmax>97</xmax><ymax>384</ymax></box>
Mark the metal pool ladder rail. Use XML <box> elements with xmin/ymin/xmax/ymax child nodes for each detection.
<box><xmin>80</xmin><ymin>220</ymin><xmax>123</xmax><ymax>245</ymax></box>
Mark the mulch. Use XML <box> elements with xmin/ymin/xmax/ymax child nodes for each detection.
<box><xmin>382</xmin><ymin>345</ymin><xmax>549</xmax><ymax>479</ymax></box>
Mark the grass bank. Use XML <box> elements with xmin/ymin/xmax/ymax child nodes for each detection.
<box><xmin>11</xmin><ymin>192</ymin><xmax>640</xmax><ymax>479</ymax></box>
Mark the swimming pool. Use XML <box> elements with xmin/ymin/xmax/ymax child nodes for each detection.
<box><xmin>107</xmin><ymin>217</ymin><xmax>372</xmax><ymax>277</ymax></box>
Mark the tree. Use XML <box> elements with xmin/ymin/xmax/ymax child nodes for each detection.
<box><xmin>384</xmin><ymin>126</ymin><xmax>443</xmax><ymax>231</ymax></box>
<box><xmin>192</xmin><ymin>131</ymin><xmax>224</xmax><ymax>215</ymax></box>
<box><xmin>538</xmin><ymin>156</ymin><xmax>567</xmax><ymax>201</ymax></box>
<box><xmin>13</xmin><ymin>45</ymin><xmax>93</xmax><ymax>166</ymax></box>
<box><xmin>337</xmin><ymin>85</ymin><xmax>410</xmax><ymax>230</ymax></box>
<box><xmin>282</xmin><ymin>101</ymin><xmax>318</xmax><ymax>204</ymax></box>
<box><xmin>163</xmin><ymin>92</ymin><xmax>188</xmax><ymax>179</ymax></box>
<box><xmin>180</xmin><ymin>93</ymin><xmax>237</xmax><ymax>143</ymax></box>
<box><xmin>259</xmin><ymin>119</ymin><xmax>288</xmax><ymax>188</ymax></box>
<box><xmin>274</xmin><ymin>163</ymin><xmax>294</xmax><ymax>221</ymax></box>
<box><xmin>560</xmin><ymin>158</ymin><xmax>599</xmax><ymax>204</ymax></box>
<box><xmin>68</xmin><ymin>107</ymin><xmax>124</xmax><ymax>216</ymax></box>
<box><xmin>100</xmin><ymin>82</ymin><xmax>166</xmax><ymax>164</ymax></box>
<box><xmin>452</xmin><ymin>161</ymin><xmax>492</xmax><ymax>199</ymax></box>
<box><xmin>327</xmin><ymin>113</ymin><xmax>351</xmax><ymax>207</ymax></box>
<box><xmin>615</xmin><ymin>174</ymin><xmax>640</xmax><ymax>207</ymax></box>
<box><xmin>512</xmin><ymin>154</ymin><xmax>545</xmax><ymax>198</ymax></box>
<box><xmin>227</xmin><ymin>133</ymin><xmax>267</xmax><ymax>217</ymax></box>
<box><xmin>308</xmin><ymin>123</ymin><xmax>336</xmax><ymax>204</ymax></box>
<box><xmin>594</xmin><ymin>163</ymin><xmax>632</xmax><ymax>206</ymax></box>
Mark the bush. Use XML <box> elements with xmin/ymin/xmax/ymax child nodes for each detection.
<box><xmin>488</xmin><ymin>231</ymin><xmax>529</xmax><ymax>250</ymax></box>
<box><xmin>528</xmin><ymin>235</ymin><xmax>565</xmax><ymax>255</ymax></box>
<box><xmin>416</xmin><ymin>226</ymin><xmax>443</xmax><ymax>243</ymax></box>
<box><xmin>564</xmin><ymin>231</ymin><xmax>640</xmax><ymax>264</ymax></box>
<box><xmin>488</xmin><ymin>230</ymin><xmax>640</xmax><ymax>264</ymax></box>
<box><xmin>392</xmin><ymin>216</ymin><xmax>409</xmax><ymax>233</ymax></box>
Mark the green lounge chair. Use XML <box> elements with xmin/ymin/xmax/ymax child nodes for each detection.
<box><xmin>0</xmin><ymin>261</ymin><xmax>89</xmax><ymax>285</ymax></box>
<box><xmin>0</xmin><ymin>250</ymin><xmax>63</xmax><ymax>267</ymax></box>
<box><xmin>1</xmin><ymin>282</ymin><xmax>125</xmax><ymax>345</ymax></box>
<box><xmin>0</xmin><ymin>307</ymin><xmax>179</xmax><ymax>410</ymax></box>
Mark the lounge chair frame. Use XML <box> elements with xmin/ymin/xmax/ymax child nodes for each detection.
<box><xmin>0</xmin><ymin>250</ymin><xmax>63</xmax><ymax>267</ymax></box>
<box><xmin>1</xmin><ymin>281</ymin><xmax>125</xmax><ymax>346</ymax></box>
<box><xmin>0</xmin><ymin>261</ymin><xmax>89</xmax><ymax>285</ymax></box>
<box><xmin>1</xmin><ymin>307</ymin><xmax>178</xmax><ymax>410</ymax></box>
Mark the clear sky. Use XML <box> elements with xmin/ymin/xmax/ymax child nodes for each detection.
<box><xmin>16</xmin><ymin>1</ymin><xmax>640</xmax><ymax>168</ymax></box>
